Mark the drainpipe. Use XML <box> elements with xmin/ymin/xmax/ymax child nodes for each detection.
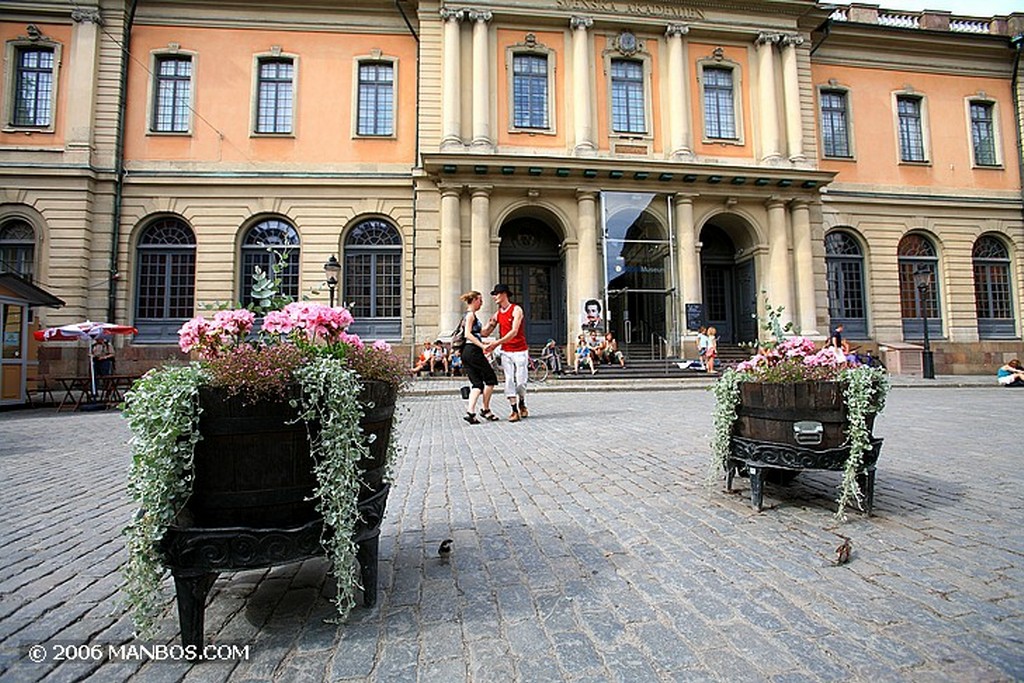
<box><xmin>107</xmin><ymin>0</ymin><xmax>138</xmax><ymax>323</ymax></box>
<box><xmin>1011</xmin><ymin>34</ymin><xmax>1024</xmax><ymax>225</ymax></box>
<box><xmin>396</xmin><ymin>0</ymin><xmax>420</xmax><ymax>357</ymax></box>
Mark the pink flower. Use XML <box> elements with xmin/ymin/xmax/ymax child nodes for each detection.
<box><xmin>177</xmin><ymin>316</ymin><xmax>210</xmax><ymax>353</ymax></box>
<box><xmin>262</xmin><ymin>310</ymin><xmax>296</xmax><ymax>335</ymax></box>
<box><xmin>372</xmin><ymin>339</ymin><xmax>391</xmax><ymax>352</ymax></box>
<box><xmin>340</xmin><ymin>332</ymin><xmax>364</xmax><ymax>349</ymax></box>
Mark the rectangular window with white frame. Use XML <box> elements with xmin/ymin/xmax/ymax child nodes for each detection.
<box><xmin>152</xmin><ymin>55</ymin><xmax>192</xmax><ymax>133</ymax></box>
<box><xmin>896</xmin><ymin>95</ymin><xmax>926</xmax><ymax>162</ymax></box>
<box><xmin>703</xmin><ymin>66</ymin><xmax>736</xmax><ymax>140</ymax></box>
<box><xmin>512</xmin><ymin>53</ymin><xmax>549</xmax><ymax>129</ymax></box>
<box><xmin>820</xmin><ymin>89</ymin><xmax>852</xmax><ymax>158</ymax></box>
<box><xmin>969</xmin><ymin>100</ymin><xmax>998</xmax><ymax>167</ymax></box>
<box><xmin>357</xmin><ymin>61</ymin><xmax>394</xmax><ymax>136</ymax></box>
<box><xmin>610</xmin><ymin>59</ymin><xmax>645</xmax><ymax>134</ymax></box>
<box><xmin>255</xmin><ymin>58</ymin><xmax>293</xmax><ymax>134</ymax></box>
<box><xmin>11</xmin><ymin>46</ymin><xmax>55</xmax><ymax>128</ymax></box>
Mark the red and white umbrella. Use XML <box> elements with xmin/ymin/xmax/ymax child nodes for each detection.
<box><xmin>34</xmin><ymin>321</ymin><xmax>138</xmax><ymax>399</ymax></box>
<box><xmin>34</xmin><ymin>320</ymin><xmax>138</xmax><ymax>343</ymax></box>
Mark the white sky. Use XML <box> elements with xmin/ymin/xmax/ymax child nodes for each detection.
<box><xmin>835</xmin><ymin>1</ymin><xmax>1022</xmax><ymax>16</ymax></box>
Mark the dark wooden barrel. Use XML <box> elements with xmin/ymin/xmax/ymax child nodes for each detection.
<box><xmin>733</xmin><ymin>381</ymin><xmax>875</xmax><ymax>450</ymax></box>
<box><xmin>187</xmin><ymin>380</ymin><xmax>397</xmax><ymax>528</ymax></box>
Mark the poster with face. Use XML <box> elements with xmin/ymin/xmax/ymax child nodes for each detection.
<box><xmin>581</xmin><ymin>298</ymin><xmax>605</xmax><ymax>332</ymax></box>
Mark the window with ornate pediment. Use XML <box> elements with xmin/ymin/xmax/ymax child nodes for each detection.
<box><xmin>134</xmin><ymin>217</ymin><xmax>196</xmax><ymax>342</ymax></box>
<box><xmin>825</xmin><ymin>230</ymin><xmax>867</xmax><ymax>337</ymax></box>
<box><xmin>4</xmin><ymin>31</ymin><xmax>62</xmax><ymax>132</ymax></box>
<box><xmin>356</xmin><ymin>60</ymin><xmax>395</xmax><ymax>137</ymax></box>
<box><xmin>506</xmin><ymin>35</ymin><xmax>556</xmax><ymax>135</ymax></box>
<box><xmin>240</xmin><ymin>219</ymin><xmax>300</xmax><ymax>306</ymax></box>
<box><xmin>343</xmin><ymin>218</ymin><xmax>402</xmax><ymax>339</ymax></box>
<box><xmin>973</xmin><ymin>235</ymin><xmax>1015</xmax><ymax>339</ymax></box>
<box><xmin>898</xmin><ymin>233</ymin><xmax>942</xmax><ymax>339</ymax></box>
<box><xmin>254</xmin><ymin>56</ymin><xmax>295</xmax><ymax>135</ymax></box>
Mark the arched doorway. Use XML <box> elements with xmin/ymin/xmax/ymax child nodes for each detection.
<box><xmin>498</xmin><ymin>218</ymin><xmax>565</xmax><ymax>345</ymax></box>
<box><xmin>700</xmin><ymin>223</ymin><xmax>757</xmax><ymax>344</ymax></box>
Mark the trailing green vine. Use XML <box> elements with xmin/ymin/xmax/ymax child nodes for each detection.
<box><xmin>121</xmin><ymin>364</ymin><xmax>206</xmax><ymax>636</ymax></box>
<box><xmin>292</xmin><ymin>357</ymin><xmax>369</xmax><ymax>620</ymax></box>
<box><xmin>707</xmin><ymin>368</ymin><xmax>746</xmax><ymax>485</ymax></box>
<box><xmin>835</xmin><ymin>366</ymin><xmax>889</xmax><ymax>519</ymax></box>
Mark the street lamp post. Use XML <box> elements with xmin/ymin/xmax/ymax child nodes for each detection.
<box><xmin>323</xmin><ymin>255</ymin><xmax>341</xmax><ymax>307</ymax></box>
<box><xmin>913</xmin><ymin>265</ymin><xmax>935</xmax><ymax>379</ymax></box>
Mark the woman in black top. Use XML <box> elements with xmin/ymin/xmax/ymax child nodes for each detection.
<box><xmin>458</xmin><ymin>291</ymin><xmax>500</xmax><ymax>423</ymax></box>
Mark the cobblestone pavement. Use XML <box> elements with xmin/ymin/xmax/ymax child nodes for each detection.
<box><xmin>1</xmin><ymin>386</ymin><xmax>1022</xmax><ymax>682</ymax></box>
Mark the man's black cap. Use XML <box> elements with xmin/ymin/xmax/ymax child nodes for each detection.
<box><xmin>490</xmin><ymin>283</ymin><xmax>511</xmax><ymax>295</ymax></box>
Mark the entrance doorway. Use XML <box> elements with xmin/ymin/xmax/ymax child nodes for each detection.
<box><xmin>498</xmin><ymin>218</ymin><xmax>564</xmax><ymax>345</ymax></box>
<box><xmin>700</xmin><ymin>225</ymin><xmax>757</xmax><ymax>344</ymax></box>
<box><xmin>602</xmin><ymin>193</ymin><xmax>674</xmax><ymax>348</ymax></box>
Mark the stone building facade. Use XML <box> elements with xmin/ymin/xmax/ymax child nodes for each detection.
<box><xmin>2</xmin><ymin>0</ymin><xmax>1022</xmax><ymax>374</ymax></box>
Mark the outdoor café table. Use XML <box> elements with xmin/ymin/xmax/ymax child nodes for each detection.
<box><xmin>55</xmin><ymin>376</ymin><xmax>92</xmax><ymax>412</ymax></box>
<box><xmin>100</xmin><ymin>374</ymin><xmax>140</xmax><ymax>405</ymax></box>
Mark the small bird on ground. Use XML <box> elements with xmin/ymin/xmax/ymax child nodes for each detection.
<box><xmin>438</xmin><ymin>539</ymin><xmax>453</xmax><ymax>557</ymax></box>
<box><xmin>834</xmin><ymin>536</ymin><xmax>852</xmax><ymax>565</ymax></box>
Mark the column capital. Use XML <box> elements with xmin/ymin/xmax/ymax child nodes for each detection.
<box><xmin>575</xmin><ymin>189</ymin><xmax>598</xmax><ymax>202</ymax></box>
<box><xmin>468</xmin><ymin>9</ymin><xmax>492</xmax><ymax>23</ymax></box>
<box><xmin>71</xmin><ymin>7</ymin><xmax>103</xmax><ymax>24</ymax></box>
<box><xmin>780</xmin><ymin>33</ymin><xmax>805</xmax><ymax>47</ymax></box>
<box><xmin>666</xmin><ymin>23</ymin><xmax>690</xmax><ymax>38</ymax></box>
<box><xmin>673</xmin><ymin>192</ymin><xmax>697</xmax><ymax>204</ymax></box>
<box><xmin>755</xmin><ymin>32</ymin><xmax>782</xmax><ymax>46</ymax></box>
<box><xmin>788</xmin><ymin>197</ymin><xmax>811</xmax><ymax>210</ymax></box>
<box><xmin>765</xmin><ymin>195</ymin><xmax>787</xmax><ymax>209</ymax></box>
<box><xmin>570</xmin><ymin>16</ymin><xmax>593</xmax><ymax>31</ymax></box>
<box><xmin>439</xmin><ymin>183</ymin><xmax>464</xmax><ymax>197</ymax></box>
<box><xmin>470</xmin><ymin>185</ymin><xmax>493</xmax><ymax>197</ymax></box>
<box><xmin>440</xmin><ymin>7</ymin><xmax>464</xmax><ymax>22</ymax></box>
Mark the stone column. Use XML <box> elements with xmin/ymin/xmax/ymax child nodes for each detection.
<box><xmin>470</xmin><ymin>186</ymin><xmax>492</xmax><ymax>295</ymax></box>
<box><xmin>571</xmin><ymin>16</ymin><xmax>595</xmax><ymax>155</ymax></box>
<box><xmin>765</xmin><ymin>196</ymin><xmax>793</xmax><ymax>322</ymax></box>
<box><xmin>666</xmin><ymin>24</ymin><xmax>692</xmax><ymax>159</ymax></box>
<box><xmin>790</xmin><ymin>199</ymin><xmax>819</xmax><ymax>335</ymax></box>
<box><xmin>67</xmin><ymin>8</ymin><xmax>102</xmax><ymax>155</ymax></box>
<box><xmin>674</xmin><ymin>193</ymin><xmax>700</xmax><ymax>306</ymax></box>
<box><xmin>469</xmin><ymin>9</ymin><xmax>493</xmax><ymax>150</ymax></box>
<box><xmin>439</xmin><ymin>186</ymin><xmax>464</xmax><ymax>332</ymax></box>
<box><xmin>440</xmin><ymin>8</ymin><xmax>464</xmax><ymax>150</ymax></box>
<box><xmin>780</xmin><ymin>34</ymin><xmax>805</xmax><ymax>164</ymax></box>
<box><xmin>755</xmin><ymin>33</ymin><xmax>782</xmax><ymax>164</ymax></box>
<box><xmin>576</xmin><ymin>190</ymin><xmax>600</xmax><ymax>299</ymax></box>
<box><xmin>675</xmin><ymin>194</ymin><xmax>699</xmax><ymax>351</ymax></box>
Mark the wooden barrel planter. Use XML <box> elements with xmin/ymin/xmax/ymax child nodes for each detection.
<box><xmin>726</xmin><ymin>381</ymin><xmax>882</xmax><ymax>513</ymax></box>
<box><xmin>160</xmin><ymin>380</ymin><xmax>397</xmax><ymax>648</ymax></box>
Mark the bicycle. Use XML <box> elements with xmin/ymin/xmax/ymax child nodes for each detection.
<box><xmin>489</xmin><ymin>353</ymin><xmax>549</xmax><ymax>383</ymax></box>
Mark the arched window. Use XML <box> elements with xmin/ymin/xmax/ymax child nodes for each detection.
<box><xmin>898</xmin><ymin>233</ymin><xmax>941</xmax><ymax>340</ymax></box>
<box><xmin>134</xmin><ymin>217</ymin><xmax>196</xmax><ymax>341</ymax></box>
<box><xmin>240</xmin><ymin>219</ymin><xmax>300</xmax><ymax>307</ymax></box>
<box><xmin>0</xmin><ymin>219</ymin><xmax>35</xmax><ymax>282</ymax></box>
<box><xmin>825</xmin><ymin>230</ymin><xmax>867</xmax><ymax>337</ymax></box>
<box><xmin>343</xmin><ymin>219</ymin><xmax>401</xmax><ymax>338</ymax></box>
<box><xmin>973</xmin><ymin>235</ymin><xmax>1015</xmax><ymax>338</ymax></box>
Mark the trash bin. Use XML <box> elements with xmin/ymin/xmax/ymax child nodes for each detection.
<box><xmin>878</xmin><ymin>341</ymin><xmax>924</xmax><ymax>375</ymax></box>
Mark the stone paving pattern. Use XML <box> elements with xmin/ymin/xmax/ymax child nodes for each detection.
<box><xmin>1</xmin><ymin>386</ymin><xmax>1022</xmax><ymax>682</ymax></box>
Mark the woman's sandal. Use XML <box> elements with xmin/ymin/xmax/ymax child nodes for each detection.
<box><xmin>479</xmin><ymin>409</ymin><xmax>500</xmax><ymax>422</ymax></box>
<box><xmin>464</xmin><ymin>412</ymin><xmax>481</xmax><ymax>425</ymax></box>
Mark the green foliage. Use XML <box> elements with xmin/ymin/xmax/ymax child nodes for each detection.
<box><xmin>121</xmin><ymin>364</ymin><xmax>206</xmax><ymax>636</ymax></box>
<box><xmin>292</xmin><ymin>358</ymin><xmax>369</xmax><ymax>620</ymax></box>
<box><xmin>707</xmin><ymin>368</ymin><xmax>745</xmax><ymax>485</ymax></box>
<box><xmin>835</xmin><ymin>366</ymin><xmax>889</xmax><ymax>520</ymax></box>
<box><xmin>120</xmin><ymin>358</ymin><xmax>402</xmax><ymax>636</ymax></box>
<box><xmin>249</xmin><ymin>248</ymin><xmax>294</xmax><ymax>314</ymax></box>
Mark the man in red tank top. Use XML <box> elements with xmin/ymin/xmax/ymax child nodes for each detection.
<box><xmin>483</xmin><ymin>283</ymin><xmax>530</xmax><ymax>421</ymax></box>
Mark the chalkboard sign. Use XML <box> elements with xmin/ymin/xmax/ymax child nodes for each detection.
<box><xmin>685</xmin><ymin>303</ymin><xmax>703</xmax><ymax>332</ymax></box>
